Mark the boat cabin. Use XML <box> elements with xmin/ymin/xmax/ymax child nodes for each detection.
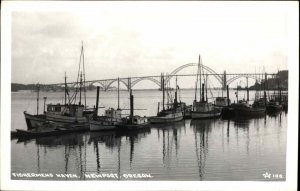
<box><xmin>193</xmin><ymin>101</ymin><xmax>214</xmax><ymax>112</ymax></box>
<box><xmin>216</xmin><ymin>97</ymin><xmax>231</xmax><ymax>107</ymax></box>
<box><xmin>46</xmin><ymin>104</ymin><xmax>84</xmax><ymax>117</ymax></box>
<box><xmin>124</xmin><ymin>115</ymin><xmax>148</xmax><ymax>125</ymax></box>
<box><xmin>105</xmin><ymin>108</ymin><xmax>122</xmax><ymax>119</ymax></box>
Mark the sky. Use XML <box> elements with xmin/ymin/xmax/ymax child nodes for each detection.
<box><xmin>10</xmin><ymin>1</ymin><xmax>292</xmax><ymax>88</ymax></box>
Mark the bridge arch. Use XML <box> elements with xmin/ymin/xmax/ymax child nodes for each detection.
<box><xmin>167</xmin><ymin>63</ymin><xmax>223</xmax><ymax>85</ymax></box>
<box><xmin>105</xmin><ymin>79</ymin><xmax>129</xmax><ymax>90</ymax></box>
<box><xmin>226</xmin><ymin>75</ymin><xmax>261</xmax><ymax>86</ymax></box>
<box><xmin>131</xmin><ymin>77</ymin><xmax>161</xmax><ymax>88</ymax></box>
<box><xmin>88</xmin><ymin>81</ymin><xmax>106</xmax><ymax>89</ymax></box>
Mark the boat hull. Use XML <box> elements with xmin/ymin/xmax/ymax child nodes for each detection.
<box><xmin>24</xmin><ymin>112</ymin><xmax>46</xmax><ymax>130</ymax></box>
<box><xmin>46</xmin><ymin>113</ymin><xmax>87</xmax><ymax>124</ymax></box>
<box><xmin>266</xmin><ymin>105</ymin><xmax>283</xmax><ymax>113</ymax></box>
<box><xmin>89</xmin><ymin>120</ymin><xmax>118</xmax><ymax>131</ymax></box>
<box><xmin>117</xmin><ymin>123</ymin><xmax>150</xmax><ymax>131</ymax></box>
<box><xmin>221</xmin><ymin>107</ymin><xmax>235</xmax><ymax>119</ymax></box>
<box><xmin>191</xmin><ymin>110</ymin><xmax>221</xmax><ymax>119</ymax></box>
<box><xmin>149</xmin><ymin>112</ymin><xmax>183</xmax><ymax>124</ymax></box>
<box><xmin>234</xmin><ymin>107</ymin><xmax>266</xmax><ymax>118</ymax></box>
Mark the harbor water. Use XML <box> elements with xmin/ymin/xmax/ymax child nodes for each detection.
<box><xmin>11</xmin><ymin>89</ymin><xmax>287</xmax><ymax>181</ymax></box>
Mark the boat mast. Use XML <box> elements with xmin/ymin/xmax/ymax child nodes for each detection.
<box><xmin>236</xmin><ymin>83</ymin><xmax>239</xmax><ymax>103</ymax></box>
<box><xmin>130</xmin><ymin>89</ymin><xmax>134</xmax><ymax>123</ymax></box>
<box><xmin>79</xmin><ymin>72</ymin><xmax>82</xmax><ymax>105</ymax></box>
<box><xmin>205</xmin><ymin>74</ymin><xmax>208</xmax><ymax>102</ymax></box>
<box><xmin>95</xmin><ymin>86</ymin><xmax>100</xmax><ymax>117</ymax></box>
<box><xmin>174</xmin><ymin>75</ymin><xmax>178</xmax><ymax>108</ymax></box>
<box><xmin>43</xmin><ymin>97</ymin><xmax>47</xmax><ymax>113</ymax></box>
<box><xmin>82</xmin><ymin>42</ymin><xmax>87</xmax><ymax>110</ymax></box>
<box><xmin>226</xmin><ymin>85</ymin><xmax>230</xmax><ymax>106</ymax></box>
<box><xmin>36</xmin><ymin>83</ymin><xmax>40</xmax><ymax>115</ymax></box>
<box><xmin>162</xmin><ymin>73</ymin><xmax>165</xmax><ymax>111</ymax></box>
<box><xmin>194</xmin><ymin>56</ymin><xmax>200</xmax><ymax>102</ymax></box>
<box><xmin>199</xmin><ymin>55</ymin><xmax>202</xmax><ymax>102</ymax></box>
<box><xmin>64</xmin><ymin>72</ymin><xmax>67</xmax><ymax>105</ymax></box>
<box><xmin>118</xmin><ymin>77</ymin><xmax>120</xmax><ymax>109</ymax></box>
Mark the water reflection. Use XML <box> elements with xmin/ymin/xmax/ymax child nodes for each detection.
<box><xmin>152</xmin><ymin>121</ymin><xmax>185</xmax><ymax>167</ymax></box>
<box><xmin>15</xmin><ymin>129</ymin><xmax>151</xmax><ymax>180</ymax></box>
<box><xmin>190</xmin><ymin>119</ymin><xmax>215</xmax><ymax>180</ymax></box>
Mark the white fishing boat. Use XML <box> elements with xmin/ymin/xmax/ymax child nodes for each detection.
<box><xmin>191</xmin><ymin>55</ymin><xmax>221</xmax><ymax>119</ymax></box>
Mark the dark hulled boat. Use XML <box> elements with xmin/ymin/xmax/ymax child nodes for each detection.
<box><xmin>117</xmin><ymin>90</ymin><xmax>149</xmax><ymax>131</ymax></box>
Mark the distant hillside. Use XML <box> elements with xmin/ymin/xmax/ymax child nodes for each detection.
<box><xmin>11</xmin><ymin>83</ymin><xmax>115</xmax><ymax>92</ymax></box>
<box><xmin>249</xmin><ymin>70</ymin><xmax>288</xmax><ymax>90</ymax></box>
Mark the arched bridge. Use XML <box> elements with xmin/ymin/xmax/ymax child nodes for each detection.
<box><xmin>46</xmin><ymin>63</ymin><xmax>276</xmax><ymax>91</ymax></box>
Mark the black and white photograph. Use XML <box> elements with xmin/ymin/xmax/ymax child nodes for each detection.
<box><xmin>1</xmin><ymin>1</ymin><xmax>298</xmax><ymax>191</ymax></box>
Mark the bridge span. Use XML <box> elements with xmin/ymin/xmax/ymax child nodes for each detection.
<box><xmin>47</xmin><ymin>70</ymin><xmax>277</xmax><ymax>91</ymax></box>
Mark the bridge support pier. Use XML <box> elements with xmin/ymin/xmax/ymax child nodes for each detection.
<box><xmin>223</xmin><ymin>70</ymin><xmax>227</xmax><ymax>90</ymax></box>
<box><xmin>127</xmin><ymin>77</ymin><xmax>131</xmax><ymax>91</ymax></box>
<box><xmin>160</xmin><ymin>73</ymin><xmax>164</xmax><ymax>91</ymax></box>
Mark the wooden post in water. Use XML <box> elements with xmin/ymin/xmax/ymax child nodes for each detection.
<box><xmin>95</xmin><ymin>86</ymin><xmax>100</xmax><ymax>117</ymax></box>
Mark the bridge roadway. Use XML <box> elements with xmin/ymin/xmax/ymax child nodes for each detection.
<box><xmin>46</xmin><ymin>72</ymin><xmax>277</xmax><ymax>91</ymax></box>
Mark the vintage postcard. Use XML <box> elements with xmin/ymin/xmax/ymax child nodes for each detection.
<box><xmin>1</xmin><ymin>1</ymin><xmax>298</xmax><ymax>191</ymax></box>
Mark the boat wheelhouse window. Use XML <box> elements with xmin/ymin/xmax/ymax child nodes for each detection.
<box><xmin>55</xmin><ymin>107</ymin><xmax>61</xmax><ymax>112</ymax></box>
<box><xmin>134</xmin><ymin>119</ymin><xmax>137</xmax><ymax>122</ymax></box>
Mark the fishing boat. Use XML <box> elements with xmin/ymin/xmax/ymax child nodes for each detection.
<box><xmin>266</xmin><ymin>83</ymin><xmax>283</xmax><ymax>113</ymax></box>
<box><xmin>89</xmin><ymin>85</ymin><xmax>123</xmax><ymax>131</ymax></box>
<box><xmin>220</xmin><ymin>85</ymin><xmax>235</xmax><ymax>119</ymax></box>
<box><xmin>215</xmin><ymin>97</ymin><xmax>231</xmax><ymax>108</ymax></box>
<box><xmin>149</xmin><ymin>75</ymin><xmax>183</xmax><ymax>124</ymax></box>
<box><xmin>117</xmin><ymin>90</ymin><xmax>149</xmax><ymax>130</ymax></box>
<box><xmin>233</xmin><ymin>77</ymin><xmax>266</xmax><ymax>118</ymax></box>
<box><xmin>266</xmin><ymin>100</ymin><xmax>283</xmax><ymax>113</ymax></box>
<box><xmin>234</xmin><ymin>101</ymin><xmax>266</xmax><ymax>118</ymax></box>
<box><xmin>14</xmin><ymin>122</ymin><xmax>88</xmax><ymax>138</ymax></box>
<box><xmin>191</xmin><ymin>55</ymin><xmax>221</xmax><ymax>119</ymax></box>
<box><xmin>24</xmin><ymin>43</ymin><xmax>92</xmax><ymax>130</ymax></box>
<box><xmin>23</xmin><ymin>85</ymin><xmax>46</xmax><ymax>130</ymax></box>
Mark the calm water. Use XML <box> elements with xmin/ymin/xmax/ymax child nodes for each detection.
<box><xmin>11</xmin><ymin>89</ymin><xmax>287</xmax><ymax>181</ymax></box>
